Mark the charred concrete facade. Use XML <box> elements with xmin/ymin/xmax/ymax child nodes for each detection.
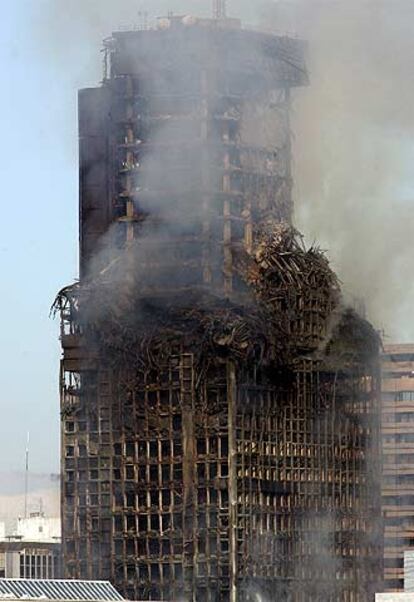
<box><xmin>78</xmin><ymin>18</ymin><xmax>299</xmax><ymax>282</ymax></box>
<box><xmin>57</xmin><ymin>17</ymin><xmax>383</xmax><ymax>602</ymax></box>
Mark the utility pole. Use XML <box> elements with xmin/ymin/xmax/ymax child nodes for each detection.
<box><xmin>137</xmin><ymin>11</ymin><xmax>148</xmax><ymax>30</ymax></box>
<box><xmin>24</xmin><ymin>432</ymin><xmax>29</xmax><ymax>519</ymax></box>
<box><xmin>213</xmin><ymin>0</ymin><xmax>226</xmax><ymax>19</ymax></box>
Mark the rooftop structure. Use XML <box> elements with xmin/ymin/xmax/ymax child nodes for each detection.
<box><xmin>56</xmin><ymin>15</ymin><xmax>383</xmax><ymax>602</ymax></box>
<box><xmin>6</xmin><ymin>515</ymin><xmax>61</xmax><ymax>544</ymax></box>
<box><xmin>0</xmin><ymin>579</ymin><xmax>122</xmax><ymax>601</ymax></box>
<box><xmin>0</xmin><ymin>515</ymin><xmax>61</xmax><ymax>580</ymax></box>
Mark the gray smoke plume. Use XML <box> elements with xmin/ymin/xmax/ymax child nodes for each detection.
<box><xmin>35</xmin><ymin>0</ymin><xmax>414</xmax><ymax>341</ymax></box>
<box><xmin>259</xmin><ymin>0</ymin><xmax>414</xmax><ymax>343</ymax></box>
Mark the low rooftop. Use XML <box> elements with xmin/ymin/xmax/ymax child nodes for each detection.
<box><xmin>0</xmin><ymin>580</ymin><xmax>123</xmax><ymax>602</ymax></box>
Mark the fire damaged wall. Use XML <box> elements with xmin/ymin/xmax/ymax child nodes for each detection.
<box><xmin>56</xmin><ymin>16</ymin><xmax>382</xmax><ymax>602</ymax></box>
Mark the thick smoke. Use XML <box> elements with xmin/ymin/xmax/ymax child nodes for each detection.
<box><xmin>36</xmin><ymin>0</ymin><xmax>414</xmax><ymax>341</ymax></box>
<box><xmin>259</xmin><ymin>0</ymin><xmax>414</xmax><ymax>343</ymax></box>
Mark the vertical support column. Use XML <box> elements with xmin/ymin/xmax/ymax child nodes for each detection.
<box><xmin>223</xmin><ymin>180</ymin><xmax>233</xmax><ymax>295</ymax></box>
<box><xmin>181</xmin><ymin>353</ymin><xmax>196</xmax><ymax>601</ymax></box>
<box><xmin>201</xmin><ymin>70</ymin><xmax>212</xmax><ymax>287</ymax></box>
<box><xmin>59</xmin><ymin>360</ymin><xmax>68</xmax><ymax>577</ymax></box>
<box><xmin>227</xmin><ymin>361</ymin><xmax>237</xmax><ymax>602</ymax></box>
<box><xmin>221</xmin><ymin>96</ymin><xmax>233</xmax><ymax>295</ymax></box>
<box><xmin>283</xmin><ymin>87</ymin><xmax>293</xmax><ymax>224</ymax></box>
<box><xmin>213</xmin><ymin>0</ymin><xmax>226</xmax><ymax>19</ymax></box>
<box><xmin>125</xmin><ymin>76</ymin><xmax>135</xmax><ymax>246</ymax></box>
<box><xmin>244</xmin><ymin>198</ymin><xmax>253</xmax><ymax>255</ymax></box>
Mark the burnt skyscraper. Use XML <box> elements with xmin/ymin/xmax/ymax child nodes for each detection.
<box><xmin>56</xmin><ymin>15</ymin><xmax>383</xmax><ymax>602</ymax></box>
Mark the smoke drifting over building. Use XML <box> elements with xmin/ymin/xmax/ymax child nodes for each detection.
<box><xmin>35</xmin><ymin>0</ymin><xmax>414</xmax><ymax>342</ymax></box>
<box><xmin>55</xmin><ymin>12</ymin><xmax>382</xmax><ymax>602</ymax></box>
<box><xmin>259</xmin><ymin>0</ymin><xmax>414</xmax><ymax>342</ymax></box>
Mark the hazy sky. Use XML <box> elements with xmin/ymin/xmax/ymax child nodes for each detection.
<box><xmin>1</xmin><ymin>0</ymin><xmax>413</xmax><ymax>476</ymax></box>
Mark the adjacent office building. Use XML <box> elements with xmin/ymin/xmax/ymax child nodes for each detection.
<box><xmin>382</xmin><ymin>345</ymin><xmax>414</xmax><ymax>591</ymax></box>
<box><xmin>0</xmin><ymin>513</ymin><xmax>61</xmax><ymax>579</ymax></box>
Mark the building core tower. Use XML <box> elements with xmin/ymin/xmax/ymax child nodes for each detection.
<box><xmin>57</xmin><ymin>16</ymin><xmax>382</xmax><ymax>602</ymax></box>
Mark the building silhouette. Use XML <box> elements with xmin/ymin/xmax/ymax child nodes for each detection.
<box><xmin>56</xmin><ymin>15</ymin><xmax>383</xmax><ymax>602</ymax></box>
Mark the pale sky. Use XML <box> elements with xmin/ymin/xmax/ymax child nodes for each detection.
<box><xmin>0</xmin><ymin>1</ymin><xmax>77</xmax><ymax>474</ymax></box>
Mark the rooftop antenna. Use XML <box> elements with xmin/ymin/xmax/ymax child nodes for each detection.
<box><xmin>138</xmin><ymin>10</ymin><xmax>148</xmax><ymax>30</ymax></box>
<box><xmin>213</xmin><ymin>0</ymin><xmax>226</xmax><ymax>19</ymax></box>
<box><xmin>24</xmin><ymin>432</ymin><xmax>29</xmax><ymax>519</ymax></box>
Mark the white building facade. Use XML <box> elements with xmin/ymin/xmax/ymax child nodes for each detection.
<box><xmin>0</xmin><ymin>513</ymin><xmax>61</xmax><ymax>579</ymax></box>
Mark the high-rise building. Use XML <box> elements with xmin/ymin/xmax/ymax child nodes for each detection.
<box><xmin>56</xmin><ymin>15</ymin><xmax>383</xmax><ymax>601</ymax></box>
<box><xmin>382</xmin><ymin>345</ymin><xmax>414</xmax><ymax>592</ymax></box>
